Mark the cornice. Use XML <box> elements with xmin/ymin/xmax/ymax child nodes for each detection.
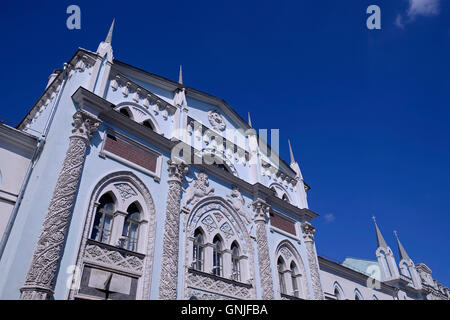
<box><xmin>0</xmin><ymin>122</ymin><xmax>38</xmax><ymax>154</ymax></box>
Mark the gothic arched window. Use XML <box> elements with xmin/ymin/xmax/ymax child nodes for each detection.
<box><xmin>380</xmin><ymin>250</ymin><xmax>392</xmax><ymax>278</ymax></box>
<box><xmin>120</xmin><ymin>202</ymin><xmax>141</xmax><ymax>251</ymax></box>
<box><xmin>212</xmin><ymin>235</ymin><xmax>223</xmax><ymax>276</ymax></box>
<box><xmin>192</xmin><ymin>228</ymin><xmax>205</xmax><ymax>271</ymax></box>
<box><xmin>282</xmin><ymin>193</ymin><xmax>290</xmax><ymax>203</ymax></box>
<box><xmin>290</xmin><ymin>261</ymin><xmax>299</xmax><ymax>297</ymax></box>
<box><xmin>90</xmin><ymin>193</ymin><xmax>115</xmax><ymax>244</ymax></box>
<box><xmin>278</xmin><ymin>257</ymin><xmax>287</xmax><ymax>295</ymax></box>
<box><xmin>231</xmin><ymin>242</ymin><xmax>241</xmax><ymax>281</ymax></box>
<box><xmin>334</xmin><ymin>287</ymin><xmax>342</xmax><ymax>300</ymax></box>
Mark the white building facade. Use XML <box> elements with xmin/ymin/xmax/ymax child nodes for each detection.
<box><xmin>0</xmin><ymin>23</ymin><xmax>447</xmax><ymax>301</ymax></box>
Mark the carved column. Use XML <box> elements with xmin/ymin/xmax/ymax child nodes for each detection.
<box><xmin>159</xmin><ymin>160</ymin><xmax>188</xmax><ymax>300</ymax></box>
<box><xmin>301</xmin><ymin>221</ymin><xmax>324</xmax><ymax>300</ymax></box>
<box><xmin>20</xmin><ymin>110</ymin><xmax>100</xmax><ymax>300</ymax></box>
<box><xmin>252</xmin><ymin>199</ymin><xmax>275</xmax><ymax>300</ymax></box>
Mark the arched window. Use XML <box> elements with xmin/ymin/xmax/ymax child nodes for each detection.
<box><xmin>354</xmin><ymin>289</ymin><xmax>363</xmax><ymax>300</ymax></box>
<box><xmin>90</xmin><ymin>193</ymin><xmax>115</xmax><ymax>244</ymax></box>
<box><xmin>278</xmin><ymin>257</ymin><xmax>287</xmax><ymax>295</ymax></box>
<box><xmin>380</xmin><ymin>250</ymin><xmax>392</xmax><ymax>277</ymax></box>
<box><xmin>290</xmin><ymin>261</ymin><xmax>299</xmax><ymax>297</ymax></box>
<box><xmin>120</xmin><ymin>202</ymin><xmax>141</xmax><ymax>251</ymax></box>
<box><xmin>334</xmin><ymin>287</ymin><xmax>342</xmax><ymax>300</ymax></box>
<box><xmin>142</xmin><ymin>120</ymin><xmax>154</xmax><ymax>130</ymax></box>
<box><xmin>120</xmin><ymin>108</ymin><xmax>131</xmax><ymax>118</ymax></box>
<box><xmin>192</xmin><ymin>228</ymin><xmax>204</xmax><ymax>271</ymax></box>
<box><xmin>401</xmin><ymin>262</ymin><xmax>412</xmax><ymax>279</ymax></box>
<box><xmin>282</xmin><ymin>194</ymin><xmax>290</xmax><ymax>203</ymax></box>
<box><xmin>231</xmin><ymin>242</ymin><xmax>241</xmax><ymax>281</ymax></box>
<box><xmin>212</xmin><ymin>236</ymin><xmax>223</xmax><ymax>276</ymax></box>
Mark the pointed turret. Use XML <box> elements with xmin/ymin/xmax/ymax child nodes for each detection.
<box><xmin>105</xmin><ymin>19</ymin><xmax>115</xmax><ymax>44</ymax></box>
<box><xmin>248</xmin><ymin>112</ymin><xmax>252</xmax><ymax>128</ymax></box>
<box><xmin>178</xmin><ymin>65</ymin><xmax>183</xmax><ymax>85</ymax></box>
<box><xmin>373</xmin><ymin>216</ymin><xmax>388</xmax><ymax>248</ymax></box>
<box><xmin>96</xmin><ymin>19</ymin><xmax>115</xmax><ymax>62</ymax></box>
<box><xmin>372</xmin><ymin>217</ymin><xmax>400</xmax><ymax>281</ymax></box>
<box><xmin>394</xmin><ymin>231</ymin><xmax>411</xmax><ymax>262</ymax></box>
<box><xmin>288</xmin><ymin>139</ymin><xmax>295</xmax><ymax>165</ymax></box>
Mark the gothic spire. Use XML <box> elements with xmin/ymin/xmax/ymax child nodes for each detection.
<box><xmin>105</xmin><ymin>19</ymin><xmax>115</xmax><ymax>44</ymax></box>
<box><xmin>248</xmin><ymin>112</ymin><xmax>252</xmax><ymax>127</ymax></box>
<box><xmin>394</xmin><ymin>230</ymin><xmax>411</xmax><ymax>261</ymax></box>
<box><xmin>372</xmin><ymin>216</ymin><xmax>388</xmax><ymax>248</ymax></box>
<box><xmin>178</xmin><ymin>65</ymin><xmax>183</xmax><ymax>85</ymax></box>
<box><xmin>288</xmin><ymin>139</ymin><xmax>295</xmax><ymax>165</ymax></box>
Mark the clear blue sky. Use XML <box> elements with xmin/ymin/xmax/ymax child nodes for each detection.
<box><xmin>1</xmin><ymin>1</ymin><xmax>449</xmax><ymax>285</ymax></box>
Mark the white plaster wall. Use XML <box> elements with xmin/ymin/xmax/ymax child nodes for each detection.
<box><xmin>319</xmin><ymin>267</ymin><xmax>393</xmax><ymax>300</ymax></box>
<box><xmin>0</xmin><ymin>139</ymin><xmax>33</xmax><ymax>237</ymax></box>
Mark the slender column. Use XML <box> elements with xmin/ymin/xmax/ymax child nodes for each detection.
<box><xmin>158</xmin><ymin>160</ymin><xmax>188</xmax><ymax>300</ymax></box>
<box><xmin>252</xmin><ymin>199</ymin><xmax>274</xmax><ymax>300</ymax></box>
<box><xmin>301</xmin><ymin>221</ymin><xmax>324</xmax><ymax>300</ymax></box>
<box><xmin>20</xmin><ymin>110</ymin><xmax>100</xmax><ymax>300</ymax></box>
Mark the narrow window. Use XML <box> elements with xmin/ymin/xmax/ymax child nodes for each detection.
<box><xmin>231</xmin><ymin>242</ymin><xmax>241</xmax><ymax>282</ymax></box>
<box><xmin>192</xmin><ymin>229</ymin><xmax>204</xmax><ymax>271</ymax></box>
<box><xmin>278</xmin><ymin>257</ymin><xmax>287</xmax><ymax>295</ymax></box>
<box><xmin>90</xmin><ymin>193</ymin><xmax>115</xmax><ymax>244</ymax></box>
<box><xmin>120</xmin><ymin>203</ymin><xmax>140</xmax><ymax>251</ymax></box>
<box><xmin>290</xmin><ymin>262</ymin><xmax>299</xmax><ymax>297</ymax></box>
<box><xmin>212</xmin><ymin>236</ymin><xmax>223</xmax><ymax>277</ymax></box>
<box><xmin>334</xmin><ymin>287</ymin><xmax>342</xmax><ymax>300</ymax></box>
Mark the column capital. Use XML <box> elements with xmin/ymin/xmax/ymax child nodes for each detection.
<box><xmin>251</xmin><ymin>199</ymin><xmax>270</xmax><ymax>223</ymax></box>
<box><xmin>167</xmin><ymin>160</ymin><xmax>188</xmax><ymax>183</ymax></box>
<box><xmin>71</xmin><ymin>109</ymin><xmax>101</xmax><ymax>140</ymax></box>
<box><xmin>301</xmin><ymin>221</ymin><xmax>316</xmax><ymax>242</ymax></box>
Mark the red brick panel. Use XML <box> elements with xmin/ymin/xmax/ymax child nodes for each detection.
<box><xmin>104</xmin><ymin>134</ymin><xmax>157</xmax><ymax>172</ymax></box>
<box><xmin>270</xmin><ymin>213</ymin><xmax>296</xmax><ymax>235</ymax></box>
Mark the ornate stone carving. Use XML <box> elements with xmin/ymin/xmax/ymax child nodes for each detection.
<box><xmin>185</xmin><ymin>270</ymin><xmax>252</xmax><ymax>300</ymax></box>
<box><xmin>114</xmin><ymin>183</ymin><xmax>137</xmax><ymax>201</ymax></box>
<box><xmin>183</xmin><ymin>172</ymin><xmax>215</xmax><ymax>207</ymax></box>
<box><xmin>159</xmin><ymin>160</ymin><xmax>188</xmax><ymax>300</ymax></box>
<box><xmin>71</xmin><ymin>110</ymin><xmax>101</xmax><ymax>140</ymax></box>
<box><xmin>251</xmin><ymin>199</ymin><xmax>274</xmax><ymax>300</ymax></box>
<box><xmin>201</xmin><ymin>215</ymin><xmax>218</xmax><ymax>233</ymax></box>
<box><xmin>220</xmin><ymin>222</ymin><xmax>234</xmax><ymax>239</ymax></box>
<box><xmin>226</xmin><ymin>187</ymin><xmax>251</xmax><ymax>225</ymax></box>
<box><xmin>83</xmin><ymin>241</ymin><xmax>144</xmax><ymax>276</ymax></box>
<box><xmin>301</xmin><ymin>221</ymin><xmax>324</xmax><ymax>300</ymax></box>
<box><xmin>279</xmin><ymin>246</ymin><xmax>293</xmax><ymax>260</ymax></box>
<box><xmin>208</xmin><ymin>110</ymin><xmax>226</xmax><ymax>131</ymax></box>
<box><xmin>20</xmin><ymin>111</ymin><xmax>100</xmax><ymax>300</ymax></box>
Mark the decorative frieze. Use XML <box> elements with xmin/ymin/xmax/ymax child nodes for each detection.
<box><xmin>83</xmin><ymin>240</ymin><xmax>144</xmax><ymax>276</ymax></box>
<box><xmin>186</xmin><ymin>269</ymin><xmax>252</xmax><ymax>300</ymax></box>
<box><xmin>261</xmin><ymin>160</ymin><xmax>297</xmax><ymax>191</ymax></box>
<box><xmin>109</xmin><ymin>70</ymin><xmax>176</xmax><ymax>122</ymax></box>
<box><xmin>20</xmin><ymin>110</ymin><xmax>100</xmax><ymax>300</ymax></box>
